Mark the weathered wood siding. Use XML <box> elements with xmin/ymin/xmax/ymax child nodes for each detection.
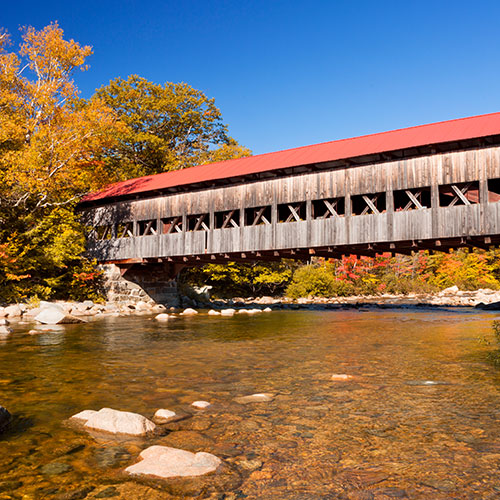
<box><xmin>84</xmin><ymin>145</ymin><xmax>500</xmax><ymax>261</ymax></box>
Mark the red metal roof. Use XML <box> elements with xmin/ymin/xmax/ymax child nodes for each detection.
<box><xmin>83</xmin><ymin>112</ymin><xmax>500</xmax><ymax>203</ymax></box>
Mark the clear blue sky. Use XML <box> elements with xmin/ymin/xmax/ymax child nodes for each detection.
<box><xmin>3</xmin><ymin>0</ymin><xmax>500</xmax><ymax>155</ymax></box>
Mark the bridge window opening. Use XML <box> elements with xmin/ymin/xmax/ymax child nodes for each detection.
<box><xmin>187</xmin><ymin>213</ymin><xmax>210</xmax><ymax>232</ymax></box>
<box><xmin>117</xmin><ymin>222</ymin><xmax>133</xmax><ymax>238</ymax></box>
<box><xmin>439</xmin><ymin>182</ymin><xmax>479</xmax><ymax>207</ymax></box>
<box><xmin>312</xmin><ymin>197</ymin><xmax>345</xmax><ymax>218</ymax></box>
<box><xmin>351</xmin><ymin>192</ymin><xmax>386</xmax><ymax>215</ymax></box>
<box><xmin>161</xmin><ymin>216</ymin><xmax>183</xmax><ymax>234</ymax></box>
<box><xmin>278</xmin><ymin>202</ymin><xmax>306</xmax><ymax>223</ymax></box>
<box><xmin>393</xmin><ymin>187</ymin><xmax>431</xmax><ymax>211</ymax></box>
<box><xmin>245</xmin><ymin>206</ymin><xmax>272</xmax><ymax>226</ymax></box>
<box><xmin>215</xmin><ymin>209</ymin><xmax>240</xmax><ymax>229</ymax></box>
<box><xmin>487</xmin><ymin>178</ymin><xmax>500</xmax><ymax>202</ymax></box>
<box><xmin>137</xmin><ymin>219</ymin><xmax>158</xmax><ymax>236</ymax></box>
<box><xmin>94</xmin><ymin>225</ymin><xmax>114</xmax><ymax>240</ymax></box>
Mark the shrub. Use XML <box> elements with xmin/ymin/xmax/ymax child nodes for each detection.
<box><xmin>286</xmin><ymin>265</ymin><xmax>337</xmax><ymax>298</ymax></box>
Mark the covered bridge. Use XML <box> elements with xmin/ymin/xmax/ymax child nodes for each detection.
<box><xmin>80</xmin><ymin>112</ymin><xmax>500</xmax><ymax>271</ymax></box>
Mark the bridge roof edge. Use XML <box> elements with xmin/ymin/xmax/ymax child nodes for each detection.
<box><xmin>82</xmin><ymin>111</ymin><xmax>500</xmax><ymax>204</ymax></box>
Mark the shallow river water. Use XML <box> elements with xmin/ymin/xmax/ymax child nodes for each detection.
<box><xmin>2</xmin><ymin>309</ymin><xmax>500</xmax><ymax>499</ymax></box>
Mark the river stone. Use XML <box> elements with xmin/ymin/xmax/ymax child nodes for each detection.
<box><xmin>74</xmin><ymin>408</ymin><xmax>156</xmax><ymax>436</ymax></box>
<box><xmin>70</xmin><ymin>409</ymin><xmax>98</xmax><ymax>423</ymax></box>
<box><xmin>161</xmin><ymin>430</ymin><xmax>215</xmax><ymax>451</ymax></box>
<box><xmin>41</xmin><ymin>462</ymin><xmax>73</xmax><ymax>475</ymax></box>
<box><xmin>125</xmin><ymin>445</ymin><xmax>221</xmax><ymax>478</ymax></box>
<box><xmin>0</xmin><ymin>405</ymin><xmax>11</xmax><ymax>432</ymax></box>
<box><xmin>221</xmin><ymin>309</ymin><xmax>235</xmax><ymax>316</ymax></box>
<box><xmin>0</xmin><ymin>318</ymin><xmax>9</xmax><ymax>325</ymax></box>
<box><xmin>154</xmin><ymin>409</ymin><xmax>177</xmax><ymax>422</ymax></box>
<box><xmin>155</xmin><ymin>313</ymin><xmax>169</xmax><ymax>321</ymax></box>
<box><xmin>35</xmin><ymin>307</ymin><xmax>85</xmax><ymax>325</ymax></box>
<box><xmin>4</xmin><ymin>304</ymin><xmax>22</xmax><ymax>317</ymax></box>
<box><xmin>192</xmin><ymin>401</ymin><xmax>211</xmax><ymax>409</ymax></box>
<box><xmin>181</xmin><ymin>308</ymin><xmax>198</xmax><ymax>316</ymax></box>
<box><xmin>234</xmin><ymin>393</ymin><xmax>274</xmax><ymax>404</ymax></box>
<box><xmin>0</xmin><ymin>325</ymin><xmax>12</xmax><ymax>334</ymax></box>
<box><xmin>331</xmin><ymin>374</ymin><xmax>354</xmax><ymax>381</ymax></box>
<box><xmin>94</xmin><ymin>446</ymin><xmax>131</xmax><ymax>468</ymax></box>
<box><xmin>263</xmin><ymin>307</ymin><xmax>272</xmax><ymax>312</ymax></box>
<box><xmin>94</xmin><ymin>486</ymin><xmax>119</xmax><ymax>498</ymax></box>
<box><xmin>208</xmin><ymin>309</ymin><xmax>220</xmax><ymax>316</ymax></box>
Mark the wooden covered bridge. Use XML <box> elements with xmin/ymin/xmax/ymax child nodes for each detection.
<box><xmin>80</xmin><ymin>112</ymin><xmax>500</xmax><ymax>272</ymax></box>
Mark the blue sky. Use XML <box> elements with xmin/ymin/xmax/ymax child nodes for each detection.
<box><xmin>2</xmin><ymin>0</ymin><xmax>500</xmax><ymax>155</ymax></box>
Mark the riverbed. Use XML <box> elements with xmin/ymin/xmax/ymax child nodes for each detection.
<box><xmin>2</xmin><ymin>309</ymin><xmax>500</xmax><ymax>499</ymax></box>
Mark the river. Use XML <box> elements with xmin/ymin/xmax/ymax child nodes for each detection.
<box><xmin>1</xmin><ymin>308</ymin><xmax>500</xmax><ymax>499</ymax></box>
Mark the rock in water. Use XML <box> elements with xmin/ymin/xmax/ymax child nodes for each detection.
<box><xmin>70</xmin><ymin>409</ymin><xmax>99</xmax><ymax>423</ymax></box>
<box><xmin>154</xmin><ymin>409</ymin><xmax>177</xmax><ymax>423</ymax></box>
<box><xmin>192</xmin><ymin>401</ymin><xmax>211</xmax><ymax>409</ymax></box>
<box><xmin>155</xmin><ymin>313</ymin><xmax>169</xmax><ymax>321</ymax></box>
<box><xmin>4</xmin><ymin>304</ymin><xmax>22</xmax><ymax>318</ymax></box>
<box><xmin>0</xmin><ymin>405</ymin><xmax>11</xmax><ymax>432</ymax></box>
<box><xmin>181</xmin><ymin>308</ymin><xmax>198</xmax><ymax>316</ymax></box>
<box><xmin>331</xmin><ymin>374</ymin><xmax>354</xmax><ymax>381</ymax></box>
<box><xmin>234</xmin><ymin>393</ymin><xmax>274</xmax><ymax>404</ymax></box>
<box><xmin>70</xmin><ymin>408</ymin><xmax>156</xmax><ymax>436</ymax></box>
<box><xmin>207</xmin><ymin>310</ymin><xmax>220</xmax><ymax>316</ymax></box>
<box><xmin>35</xmin><ymin>307</ymin><xmax>85</xmax><ymax>325</ymax></box>
<box><xmin>220</xmin><ymin>309</ymin><xmax>235</xmax><ymax>316</ymax></box>
<box><xmin>125</xmin><ymin>445</ymin><xmax>221</xmax><ymax>478</ymax></box>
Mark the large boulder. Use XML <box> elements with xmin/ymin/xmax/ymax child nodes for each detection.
<box><xmin>0</xmin><ymin>405</ymin><xmax>11</xmax><ymax>432</ymax></box>
<box><xmin>70</xmin><ymin>408</ymin><xmax>156</xmax><ymax>436</ymax></box>
<box><xmin>4</xmin><ymin>304</ymin><xmax>22</xmax><ymax>318</ymax></box>
<box><xmin>35</xmin><ymin>306</ymin><xmax>85</xmax><ymax>325</ymax></box>
<box><xmin>125</xmin><ymin>445</ymin><xmax>221</xmax><ymax>478</ymax></box>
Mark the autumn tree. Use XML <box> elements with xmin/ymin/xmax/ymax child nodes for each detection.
<box><xmin>94</xmin><ymin>75</ymin><xmax>251</xmax><ymax>178</ymax></box>
<box><xmin>0</xmin><ymin>23</ymin><xmax>122</xmax><ymax>301</ymax></box>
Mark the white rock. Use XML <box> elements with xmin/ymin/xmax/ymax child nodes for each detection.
<box><xmin>155</xmin><ymin>313</ymin><xmax>169</xmax><ymax>321</ymax></box>
<box><xmin>70</xmin><ymin>409</ymin><xmax>98</xmax><ymax>423</ymax></box>
<box><xmin>81</xmin><ymin>407</ymin><xmax>157</xmax><ymax>436</ymax></box>
<box><xmin>331</xmin><ymin>374</ymin><xmax>354</xmax><ymax>381</ymax></box>
<box><xmin>4</xmin><ymin>305</ymin><xmax>22</xmax><ymax>318</ymax></box>
<box><xmin>154</xmin><ymin>409</ymin><xmax>177</xmax><ymax>422</ymax></box>
<box><xmin>0</xmin><ymin>308</ymin><xmax>6</xmax><ymax>318</ymax></box>
<box><xmin>135</xmin><ymin>301</ymin><xmax>151</xmax><ymax>311</ymax></box>
<box><xmin>234</xmin><ymin>393</ymin><xmax>274</xmax><ymax>404</ymax></box>
<box><xmin>238</xmin><ymin>309</ymin><xmax>249</xmax><ymax>314</ymax></box>
<box><xmin>220</xmin><ymin>309</ymin><xmax>235</xmax><ymax>317</ymax></box>
<box><xmin>0</xmin><ymin>326</ymin><xmax>12</xmax><ymax>334</ymax></box>
<box><xmin>208</xmin><ymin>309</ymin><xmax>220</xmax><ymax>316</ymax></box>
<box><xmin>181</xmin><ymin>308</ymin><xmax>198</xmax><ymax>316</ymax></box>
<box><xmin>125</xmin><ymin>445</ymin><xmax>221</xmax><ymax>478</ymax></box>
<box><xmin>248</xmin><ymin>309</ymin><xmax>262</xmax><ymax>314</ymax></box>
<box><xmin>0</xmin><ymin>319</ymin><xmax>10</xmax><ymax>326</ymax></box>
<box><xmin>440</xmin><ymin>285</ymin><xmax>459</xmax><ymax>295</ymax></box>
<box><xmin>35</xmin><ymin>307</ymin><xmax>85</xmax><ymax>325</ymax></box>
<box><xmin>263</xmin><ymin>307</ymin><xmax>272</xmax><ymax>312</ymax></box>
<box><xmin>39</xmin><ymin>301</ymin><xmax>63</xmax><ymax>311</ymax></box>
<box><xmin>192</xmin><ymin>401</ymin><xmax>211</xmax><ymax>409</ymax></box>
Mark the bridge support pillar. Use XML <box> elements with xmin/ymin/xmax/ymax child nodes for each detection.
<box><xmin>99</xmin><ymin>263</ymin><xmax>181</xmax><ymax>306</ymax></box>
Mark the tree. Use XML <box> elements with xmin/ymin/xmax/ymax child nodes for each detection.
<box><xmin>0</xmin><ymin>23</ymin><xmax>122</xmax><ymax>212</ymax></box>
<box><xmin>94</xmin><ymin>75</ymin><xmax>251</xmax><ymax>178</ymax></box>
<box><xmin>0</xmin><ymin>22</ymin><xmax>122</xmax><ymax>301</ymax></box>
